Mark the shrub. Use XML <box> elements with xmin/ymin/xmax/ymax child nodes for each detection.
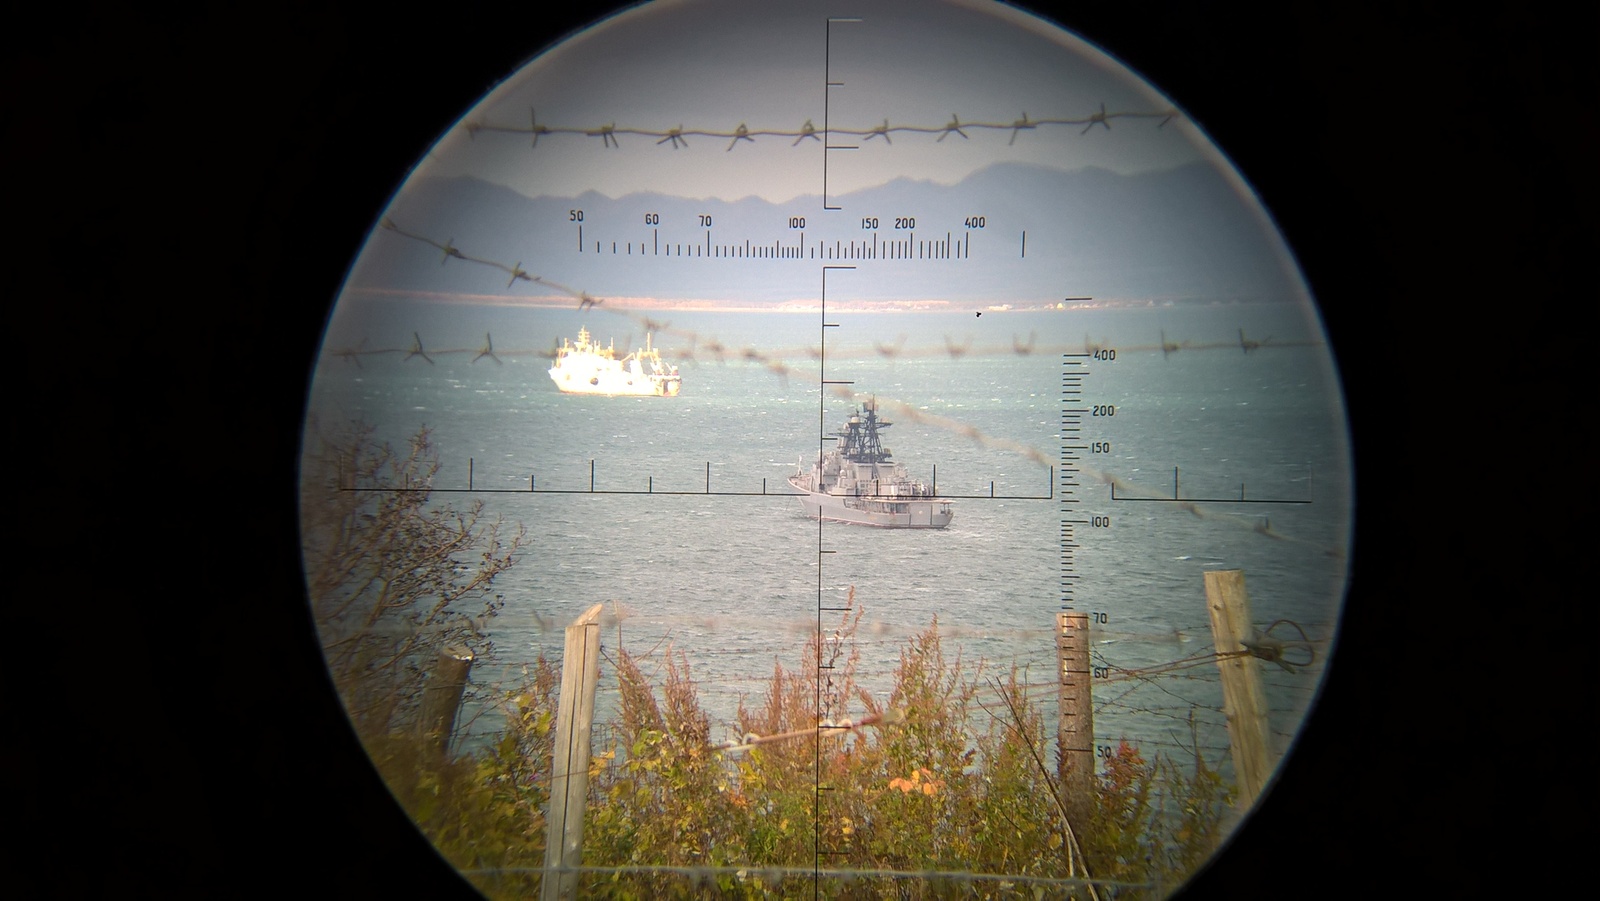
<box><xmin>407</xmin><ymin>596</ymin><xmax>1233</xmax><ymax>899</ymax></box>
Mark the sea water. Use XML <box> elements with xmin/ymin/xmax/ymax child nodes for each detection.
<box><xmin>302</xmin><ymin>300</ymin><xmax>1352</xmax><ymax>775</ymax></box>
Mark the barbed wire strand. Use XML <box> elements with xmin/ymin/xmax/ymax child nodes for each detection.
<box><xmin>463</xmin><ymin>105</ymin><xmax>1180</xmax><ymax>149</ymax></box>
<box><xmin>334</xmin><ymin>326</ymin><xmax>1317</xmax><ymax>364</ymax></box>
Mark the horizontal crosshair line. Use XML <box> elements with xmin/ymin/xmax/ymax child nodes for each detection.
<box><xmin>1110</xmin><ymin>485</ymin><xmax>1312</xmax><ymax>505</ymax></box>
<box><xmin>343</xmin><ymin>486</ymin><xmax>804</xmax><ymax>496</ymax></box>
<box><xmin>340</xmin><ymin>486</ymin><xmax>1053</xmax><ymax>499</ymax></box>
<box><xmin>1113</xmin><ymin>495</ymin><xmax>1312</xmax><ymax>505</ymax></box>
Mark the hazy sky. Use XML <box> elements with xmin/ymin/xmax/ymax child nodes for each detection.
<box><xmin>411</xmin><ymin>0</ymin><xmax>1211</xmax><ymax>204</ymax></box>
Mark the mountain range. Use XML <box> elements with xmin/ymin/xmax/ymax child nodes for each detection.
<box><xmin>348</xmin><ymin>160</ymin><xmax>1304</xmax><ymax>306</ymax></box>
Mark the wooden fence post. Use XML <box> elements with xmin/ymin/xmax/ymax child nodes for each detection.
<box><xmin>417</xmin><ymin>645</ymin><xmax>476</xmax><ymax>759</ymax></box>
<box><xmin>1055</xmin><ymin>611</ymin><xmax>1095</xmax><ymax>806</ymax></box>
<box><xmin>542</xmin><ymin>603</ymin><xmax>605</xmax><ymax>901</ymax></box>
<box><xmin>1203</xmin><ymin>569</ymin><xmax>1271</xmax><ymax>809</ymax></box>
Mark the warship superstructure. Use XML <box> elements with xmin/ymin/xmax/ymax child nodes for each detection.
<box><xmin>789</xmin><ymin>399</ymin><xmax>953</xmax><ymax>528</ymax></box>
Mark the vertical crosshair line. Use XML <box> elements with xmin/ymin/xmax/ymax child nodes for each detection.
<box><xmin>816</xmin><ymin>268</ymin><xmax>827</xmax><ymax>900</ymax></box>
<box><xmin>815</xmin><ymin>264</ymin><xmax>854</xmax><ymax>898</ymax></box>
<box><xmin>823</xmin><ymin>17</ymin><xmax>861</xmax><ymax>211</ymax></box>
<box><xmin>818</xmin><ymin>21</ymin><xmax>860</xmax><ymax>895</ymax></box>
<box><xmin>815</xmin><ymin>264</ymin><xmax>829</xmax><ymax>898</ymax></box>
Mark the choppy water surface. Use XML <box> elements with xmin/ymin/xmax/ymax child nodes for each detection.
<box><xmin>304</xmin><ymin>303</ymin><xmax>1352</xmax><ymax>778</ymax></box>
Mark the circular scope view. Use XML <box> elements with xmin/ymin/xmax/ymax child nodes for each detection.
<box><xmin>298</xmin><ymin>1</ymin><xmax>1354</xmax><ymax>897</ymax></box>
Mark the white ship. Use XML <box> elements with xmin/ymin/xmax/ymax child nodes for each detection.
<box><xmin>789</xmin><ymin>398</ymin><xmax>953</xmax><ymax>529</ymax></box>
<box><xmin>548</xmin><ymin>327</ymin><xmax>681</xmax><ymax>397</ymax></box>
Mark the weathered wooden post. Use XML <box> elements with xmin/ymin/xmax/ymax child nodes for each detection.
<box><xmin>542</xmin><ymin>603</ymin><xmax>605</xmax><ymax>901</ymax></box>
<box><xmin>1055</xmin><ymin>612</ymin><xmax>1095</xmax><ymax>805</ymax></box>
<box><xmin>1203</xmin><ymin>569</ymin><xmax>1271</xmax><ymax>809</ymax></box>
<box><xmin>417</xmin><ymin>645</ymin><xmax>476</xmax><ymax>758</ymax></box>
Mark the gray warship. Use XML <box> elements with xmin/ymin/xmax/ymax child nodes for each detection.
<box><xmin>789</xmin><ymin>398</ymin><xmax>953</xmax><ymax>529</ymax></box>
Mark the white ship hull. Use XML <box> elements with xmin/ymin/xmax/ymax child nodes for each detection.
<box><xmin>548</xmin><ymin>327</ymin><xmax>681</xmax><ymax>397</ymax></box>
<box><xmin>548</xmin><ymin>362</ymin><xmax>681</xmax><ymax>396</ymax></box>
<box><xmin>788</xmin><ymin>474</ymin><xmax>953</xmax><ymax>528</ymax></box>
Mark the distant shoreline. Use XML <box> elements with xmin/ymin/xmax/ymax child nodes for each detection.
<box><xmin>340</xmin><ymin>287</ymin><xmax>1297</xmax><ymax>313</ymax></box>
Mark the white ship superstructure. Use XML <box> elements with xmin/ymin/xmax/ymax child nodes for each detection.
<box><xmin>548</xmin><ymin>327</ymin><xmax>681</xmax><ymax>397</ymax></box>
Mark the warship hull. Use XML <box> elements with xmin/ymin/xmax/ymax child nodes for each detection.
<box><xmin>788</xmin><ymin>474</ymin><xmax>953</xmax><ymax>528</ymax></box>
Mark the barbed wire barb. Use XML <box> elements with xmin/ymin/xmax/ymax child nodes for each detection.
<box><xmin>506</xmin><ymin>261</ymin><xmax>528</xmax><ymax>288</ymax></box>
<box><xmin>406</xmin><ymin>332</ymin><xmax>434</xmax><ymax>365</ymax></box>
<box><xmin>531</xmin><ymin>108</ymin><xmax>549</xmax><ymax>147</ymax></box>
<box><xmin>589</xmin><ymin>122</ymin><xmax>619</xmax><ymax>148</ymax></box>
<box><xmin>1081</xmin><ymin>101</ymin><xmax>1111</xmax><ymax>135</ymax></box>
<box><xmin>938</xmin><ymin>114</ymin><xmax>968</xmax><ymax>142</ymax></box>
<box><xmin>473</xmin><ymin>333</ymin><xmax>501</xmax><ymax>365</ymax></box>
<box><xmin>336</xmin><ymin>337</ymin><xmax>366</xmax><ymax>368</ymax></box>
<box><xmin>1009</xmin><ymin>112</ymin><xmax>1034</xmax><ymax>145</ymax></box>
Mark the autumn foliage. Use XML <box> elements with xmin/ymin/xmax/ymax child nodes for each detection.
<box><xmin>406</xmin><ymin>602</ymin><xmax>1232</xmax><ymax>899</ymax></box>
